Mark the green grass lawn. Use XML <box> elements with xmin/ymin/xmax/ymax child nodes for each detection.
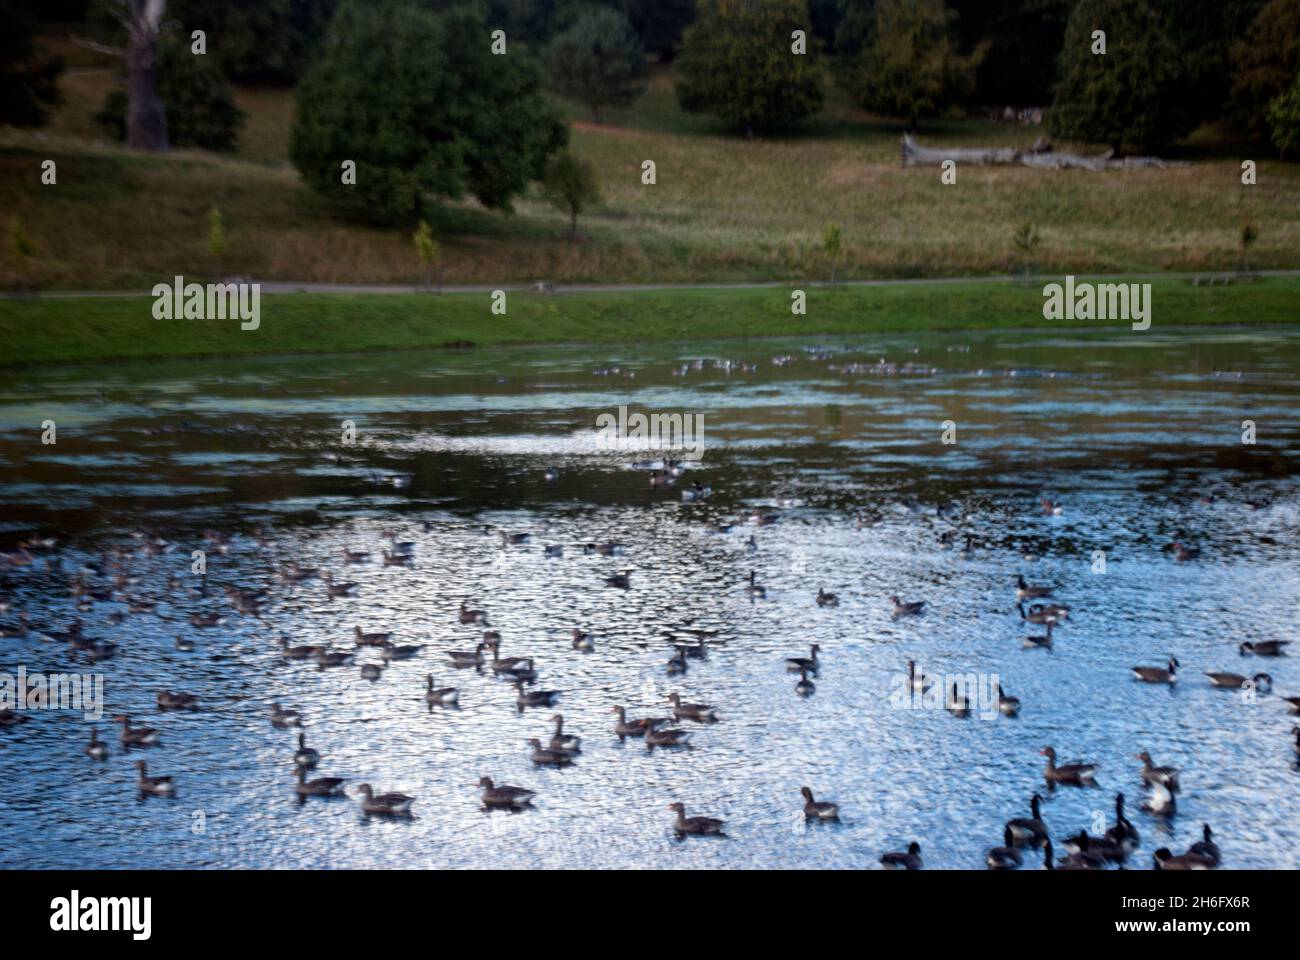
<box><xmin>3</xmin><ymin>45</ymin><xmax>1298</xmax><ymax>292</ymax></box>
<box><xmin>3</xmin><ymin>277</ymin><xmax>1297</xmax><ymax>367</ymax></box>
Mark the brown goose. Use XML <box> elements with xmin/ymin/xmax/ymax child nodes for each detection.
<box><xmin>1153</xmin><ymin>847</ymin><xmax>1214</xmax><ymax>870</ymax></box>
<box><xmin>1136</xmin><ymin>751</ymin><xmax>1180</xmax><ymax>791</ymax></box>
<box><xmin>1022</xmin><ymin>622</ymin><xmax>1054</xmax><ymax>649</ymax></box>
<box><xmin>157</xmin><ymin>690</ymin><xmax>198</xmax><ymax>711</ymax></box>
<box><xmin>1168</xmin><ymin>542</ymin><xmax>1199</xmax><ymax>562</ymax></box>
<box><xmin>514</xmin><ymin>681</ymin><xmax>559</xmax><ymax>708</ymax></box>
<box><xmin>487</xmin><ymin>639</ymin><xmax>533</xmax><ymax>675</ymax></box>
<box><xmin>279</xmin><ymin>637</ymin><xmax>325</xmax><ymax>660</ymax></box>
<box><xmin>1006</xmin><ymin>794</ymin><xmax>1048</xmax><ymax>848</ymax></box>
<box><xmin>323</xmin><ymin>572</ymin><xmax>357</xmax><ymax>598</ymax></box>
<box><xmin>880</xmin><ymin>841</ymin><xmax>922</xmax><ymax>870</ymax></box>
<box><xmin>425</xmin><ymin>676</ymin><xmax>459</xmax><ymax>705</ymax></box>
<box><xmin>527</xmin><ymin>738</ymin><xmax>574</xmax><ymax>767</ymax></box>
<box><xmin>667</xmin><ymin>802</ymin><xmax>724</xmax><ymax>837</ymax></box>
<box><xmin>645</xmin><ymin>720</ymin><xmax>691</xmax><ymax>748</ymax></box>
<box><xmin>459</xmin><ymin>602</ymin><xmax>488</xmax><ymax>625</ymax></box>
<box><xmin>800</xmin><ymin>787</ymin><xmax>839</xmax><ymax>821</ymax></box>
<box><xmin>986</xmin><ymin>826</ymin><xmax>1023</xmax><ymax>870</ymax></box>
<box><xmin>380</xmin><ymin>640</ymin><xmax>425</xmax><ymax>661</ymax></box>
<box><xmin>313</xmin><ymin>647</ymin><xmax>354</xmax><ymax>669</ymax></box>
<box><xmin>354</xmin><ymin>625</ymin><xmax>391</xmax><ymax>647</ymax></box>
<box><xmin>1015</xmin><ymin>575</ymin><xmax>1052</xmax><ymax>601</ymax></box>
<box><xmin>548</xmin><ymin>714</ymin><xmax>580</xmax><ymax>752</ymax></box>
<box><xmin>293</xmin><ymin>732</ymin><xmax>320</xmax><ymax>769</ymax></box>
<box><xmin>295</xmin><ymin>767</ymin><xmax>346</xmax><ymax>797</ymax></box>
<box><xmin>1140</xmin><ymin>781</ymin><xmax>1177</xmax><ymax>818</ymax></box>
<box><xmin>134</xmin><ymin>760</ymin><xmax>175</xmax><ymax>797</ymax></box>
<box><xmin>611</xmin><ymin>705</ymin><xmax>666</xmax><ymax>741</ymax></box>
<box><xmin>667</xmin><ymin>692</ymin><xmax>716</xmax><ymax>722</ymax></box>
<box><xmin>447</xmin><ymin>642</ymin><xmax>486</xmax><ymax>667</ymax></box>
<box><xmin>270</xmin><ymin>703</ymin><xmax>302</xmax><ymax>728</ymax></box>
<box><xmin>815</xmin><ymin>588</ymin><xmax>839</xmax><ymax>607</ymax></box>
<box><xmin>1041</xmin><ymin>746</ymin><xmax>1097</xmax><ymax>786</ymax></box>
<box><xmin>355</xmin><ymin>784</ymin><xmax>415</xmax><ymax>816</ymax></box>
<box><xmin>786</xmin><ymin>644</ymin><xmax>820</xmax><ymax>672</ymax></box>
<box><xmin>795</xmin><ymin>666</ymin><xmax>816</xmax><ymax>696</ymax></box>
<box><xmin>571</xmin><ymin>629</ymin><xmax>595</xmax><ymax>652</ymax></box>
<box><xmin>1017</xmin><ymin>603</ymin><xmax>1056</xmax><ymax>626</ymax></box>
<box><xmin>946</xmin><ymin>682</ymin><xmax>970</xmax><ymax>718</ymax></box>
<box><xmin>1205</xmin><ymin>671</ymin><xmax>1271</xmax><ymax>691</ymax></box>
<box><xmin>114</xmin><ymin>715</ymin><xmax>160</xmax><ymax>747</ymax></box>
<box><xmin>890</xmin><ymin>595</ymin><xmax>924</xmax><ymax>618</ymax></box>
<box><xmin>86</xmin><ymin>727</ymin><xmax>109</xmax><ymax>760</ymax></box>
<box><xmin>1105</xmin><ymin>794</ymin><xmax>1140</xmax><ymax>852</ymax></box>
<box><xmin>478</xmin><ymin>776</ymin><xmax>534</xmax><ymax>809</ymax></box>
<box><xmin>1240</xmin><ymin>640</ymin><xmax>1289</xmax><ymax>657</ymax></box>
<box><xmin>1132</xmin><ymin>657</ymin><xmax>1179</xmax><ymax>684</ymax></box>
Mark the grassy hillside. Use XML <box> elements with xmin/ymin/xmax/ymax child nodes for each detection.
<box><xmin>3</xmin><ymin>277</ymin><xmax>1298</xmax><ymax>367</ymax></box>
<box><xmin>2</xmin><ymin>45</ymin><xmax>1298</xmax><ymax>292</ymax></box>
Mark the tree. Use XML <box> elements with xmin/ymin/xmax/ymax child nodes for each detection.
<box><xmin>208</xmin><ymin>206</ymin><xmax>225</xmax><ymax>269</ymax></box>
<box><xmin>291</xmin><ymin>0</ymin><xmax>566</xmax><ymax>221</ymax></box>
<box><xmin>821</xmin><ymin>223</ymin><xmax>842</xmax><ymax>283</ymax></box>
<box><xmin>1011</xmin><ymin>221</ymin><xmax>1040</xmax><ymax>279</ymax></box>
<box><xmin>1229</xmin><ymin>0</ymin><xmax>1300</xmax><ymax>140</ymax></box>
<box><xmin>1049</xmin><ymin>0</ymin><xmax>1189</xmax><ymax>154</ymax></box>
<box><xmin>95</xmin><ymin>34</ymin><xmax>245</xmax><ymax>150</ymax></box>
<box><xmin>1160</xmin><ymin>0</ymin><xmax>1265</xmax><ymax>130</ymax></box>
<box><xmin>75</xmin><ymin>0</ymin><xmax>169</xmax><ymax>150</ymax></box>
<box><xmin>675</xmin><ymin>0</ymin><xmax>825</xmax><ymax>136</ymax></box>
<box><xmin>839</xmin><ymin>0</ymin><xmax>984</xmax><ymax>129</ymax></box>
<box><xmin>1268</xmin><ymin>70</ymin><xmax>1300</xmax><ymax>157</ymax></box>
<box><xmin>949</xmin><ymin>0</ymin><xmax>1071</xmax><ymax>107</ymax></box>
<box><xmin>168</xmin><ymin>0</ymin><xmax>339</xmax><ymax>85</ymax></box>
<box><xmin>544</xmin><ymin>7</ymin><xmax>646</xmax><ymax>122</ymax></box>
<box><xmin>623</xmin><ymin>0</ymin><xmax>695</xmax><ymax>61</ymax></box>
<box><xmin>412</xmin><ymin>220</ymin><xmax>440</xmax><ymax>290</ymax></box>
<box><xmin>0</xmin><ymin>0</ymin><xmax>64</xmax><ymax>128</ymax></box>
<box><xmin>1240</xmin><ymin>218</ymin><xmax>1258</xmax><ymax>272</ymax></box>
<box><xmin>541</xmin><ymin>151</ymin><xmax>600</xmax><ymax>240</ymax></box>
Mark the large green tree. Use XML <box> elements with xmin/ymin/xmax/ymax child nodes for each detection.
<box><xmin>169</xmin><ymin>0</ymin><xmax>339</xmax><ymax>85</ymax></box>
<box><xmin>95</xmin><ymin>33</ymin><xmax>245</xmax><ymax>150</ymax></box>
<box><xmin>622</xmin><ymin>0</ymin><xmax>694</xmax><ymax>61</ymax></box>
<box><xmin>1049</xmin><ymin>0</ymin><xmax>1189</xmax><ymax>153</ymax></box>
<box><xmin>290</xmin><ymin>0</ymin><xmax>566</xmax><ymax>221</ymax></box>
<box><xmin>1229</xmin><ymin>0</ymin><xmax>1300</xmax><ymax>139</ymax></box>
<box><xmin>544</xmin><ymin>7</ymin><xmax>646</xmax><ymax>121</ymax></box>
<box><xmin>838</xmin><ymin>0</ymin><xmax>984</xmax><ymax>129</ymax></box>
<box><xmin>675</xmin><ymin>0</ymin><xmax>824</xmax><ymax>136</ymax></box>
<box><xmin>950</xmin><ymin>0</ymin><xmax>1072</xmax><ymax>106</ymax></box>
<box><xmin>0</xmin><ymin>0</ymin><xmax>64</xmax><ymax>128</ymax></box>
<box><xmin>1157</xmin><ymin>0</ymin><xmax>1264</xmax><ymax>129</ymax></box>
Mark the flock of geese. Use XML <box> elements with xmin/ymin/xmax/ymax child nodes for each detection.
<box><xmin>2</xmin><ymin>484</ymin><xmax>1298</xmax><ymax>867</ymax></box>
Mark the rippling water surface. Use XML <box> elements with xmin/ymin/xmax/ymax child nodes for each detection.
<box><xmin>1</xmin><ymin>327</ymin><xmax>1298</xmax><ymax>869</ymax></box>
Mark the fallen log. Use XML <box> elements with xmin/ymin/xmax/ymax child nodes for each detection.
<box><xmin>900</xmin><ymin>133</ymin><xmax>1185</xmax><ymax>170</ymax></box>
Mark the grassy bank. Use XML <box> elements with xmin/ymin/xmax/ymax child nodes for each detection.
<box><xmin>3</xmin><ymin>278</ymin><xmax>1298</xmax><ymax>367</ymax></box>
<box><xmin>3</xmin><ymin>60</ymin><xmax>1299</xmax><ymax>291</ymax></box>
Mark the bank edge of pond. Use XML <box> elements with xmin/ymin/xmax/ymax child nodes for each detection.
<box><xmin>3</xmin><ymin>277</ymin><xmax>1299</xmax><ymax>367</ymax></box>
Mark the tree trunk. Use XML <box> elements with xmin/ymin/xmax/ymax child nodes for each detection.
<box><xmin>569</xmin><ymin>208</ymin><xmax>578</xmax><ymax>241</ymax></box>
<box><xmin>900</xmin><ymin>134</ymin><xmax>1182</xmax><ymax>171</ymax></box>
<box><xmin>125</xmin><ymin>0</ymin><xmax>168</xmax><ymax>151</ymax></box>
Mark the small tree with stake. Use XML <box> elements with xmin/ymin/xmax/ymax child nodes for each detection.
<box><xmin>413</xmin><ymin>220</ymin><xmax>439</xmax><ymax>292</ymax></box>
<box><xmin>822</xmin><ymin>223</ymin><xmax>842</xmax><ymax>284</ymax></box>
<box><xmin>542</xmin><ymin>152</ymin><xmax>601</xmax><ymax>242</ymax></box>
<box><xmin>1240</xmin><ymin>219</ymin><xmax>1258</xmax><ymax>275</ymax></box>
<box><xmin>208</xmin><ymin>206</ymin><xmax>225</xmax><ymax>275</ymax></box>
<box><xmin>1012</xmin><ymin>221</ymin><xmax>1040</xmax><ymax>282</ymax></box>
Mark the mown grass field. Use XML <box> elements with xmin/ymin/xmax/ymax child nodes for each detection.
<box><xmin>2</xmin><ymin>43</ymin><xmax>1298</xmax><ymax>293</ymax></box>
<box><xmin>3</xmin><ymin>277</ymin><xmax>1298</xmax><ymax>367</ymax></box>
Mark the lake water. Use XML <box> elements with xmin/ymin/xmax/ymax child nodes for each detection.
<box><xmin>1</xmin><ymin>326</ymin><xmax>1298</xmax><ymax>869</ymax></box>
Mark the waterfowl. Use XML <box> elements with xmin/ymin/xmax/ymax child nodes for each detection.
<box><xmin>890</xmin><ymin>596</ymin><xmax>924</xmax><ymax>618</ymax></box>
<box><xmin>1291</xmin><ymin>726</ymin><xmax>1300</xmax><ymax>758</ymax></box>
<box><xmin>1205</xmin><ymin>671</ymin><xmax>1271</xmax><ymax>691</ymax></box>
<box><xmin>1041</xmin><ymin>746</ymin><xmax>1097</xmax><ymax>786</ymax></box>
<box><xmin>86</xmin><ymin>727</ymin><xmax>109</xmax><ymax>760</ymax></box>
<box><xmin>1056</xmin><ymin>836</ymin><xmax>1107</xmax><ymax>870</ymax></box>
<box><xmin>1188</xmin><ymin>824</ymin><xmax>1221</xmax><ymax>866</ymax></box>
<box><xmin>744</xmin><ymin>571</ymin><xmax>766</xmax><ymax>599</ymax></box>
<box><xmin>1104</xmin><ymin>794</ymin><xmax>1140</xmax><ymax>851</ymax></box>
<box><xmin>189</xmin><ymin>612</ymin><xmax>225</xmax><ymax>628</ymax></box>
<box><xmin>667</xmin><ymin>802</ymin><xmax>724</xmax><ymax>837</ymax></box>
<box><xmin>667</xmin><ymin>692</ymin><xmax>717</xmax><ymax>723</ymax></box>
<box><xmin>611</xmin><ymin>705</ymin><xmax>664</xmax><ymax>741</ymax></box>
<box><xmin>1282</xmin><ymin>696</ymin><xmax>1300</xmax><ymax>714</ymax></box>
<box><xmin>341</xmin><ymin>548</ymin><xmax>370</xmax><ymax>564</ymax></box>
<box><xmin>515</xmin><ymin>681</ymin><xmax>559</xmax><ymax>708</ymax></box>
<box><xmin>671</xmin><ymin>639</ymin><xmax>708</xmax><ymax>660</ymax></box>
<box><xmin>279</xmin><ymin>637</ymin><xmax>325</xmax><ymax>660</ymax></box>
<box><xmin>1063</xmin><ymin>830</ymin><xmax>1126</xmax><ymax>864</ymax></box>
<box><xmin>478</xmin><ymin>776</ymin><xmax>534</xmax><ymax>810</ymax></box>
<box><xmin>425</xmin><ymin>676</ymin><xmax>459</xmax><ymax>705</ymax></box>
<box><xmin>487</xmin><ymin>640</ymin><xmax>534</xmax><ymax>675</ymax></box>
<box><xmin>527</xmin><ymin>737</ymin><xmax>574</xmax><ymax>766</ymax></box>
<box><xmin>157</xmin><ymin>690</ymin><xmax>198</xmax><ymax>711</ymax></box>
<box><xmin>786</xmin><ymin>644</ymin><xmax>820</xmax><ymax>672</ymax></box>
<box><xmin>355</xmin><ymin>783</ymin><xmax>415</xmax><ymax>816</ymax></box>
<box><xmin>1022</xmin><ymin>622</ymin><xmax>1054</xmax><ymax>649</ymax></box>
<box><xmin>1029</xmin><ymin>602</ymin><xmax>1070</xmax><ymax>621</ymax></box>
<box><xmin>354</xmin><ymin>626</ymin><xmax>391</xmax><ymax>647</ymax></box>
<box><xmin>584</xmin><ymin>541</ymin><xmax>622</xmax><ymax>556</ymax></box>
<box><xmin>745</xmin><ymin>534</ymin><xmax>758</xmax><ymax>553</ymax></box>
<box><xmin>1017</xmin><ymin>603</ymin><xmax>1056</xmax><ymax>626</ymax></box>
<box><xmin>604</xmin><ymin>571</ymin><xmax>631</xmax><ymax>589</ymax></box>
<box><xmin>501</xmin><ymin>532</ymin><xmax>531</xmax><ymax>546</ymax></box>
<box><xmin>381</xmin><ymin>640</ymin><xmax>425</xmax><ymax>661</ymax></box>
<box><xmin>1153</xmin><ymin>847</ymin><xmax>1214</xmax><ymax>870</ymax></box>
<box><xmin>1140</xmin><ymin>780</ymin><xmax>1177</xmax><ymax>818</ymax></box>
<box><xmin>360</xmin><ymin>662</ymin><xmax>384</xmax><ymax>681</ymax></box>
<box><xmin>906</xmin><ymin>659</ymin><xmax>932</xmax><ymax>694</ymax></box>
<box><xmin>1132</xmin><ymin>657</ymin><xmax>1179</xmax><ymax>685</ymax></box>
<box><xmin>880</xmin><ymin>841</ymin><xmax>922</xmax><ymax>870</ymax></box>
<box><xmin>958</xmin><ymin>535</ymin><xmax>976</xmax><ymax>560</ymax></box>
<box><xmin>381</xmin><ymin>550</ymin><xmax>413</xmax><ymax>567</ymax></box>
<box><xmin>564</xmin><ymin>628</ymin><xmax>593</xmax><ymax>652</ymax></box>
<box><xmin>1137</xmin><ymin>751</ymin><xmax>1180</xmax><ymax>791</ymax></box>
<box><xmin>459</xmin><ymin>602</ymin><xmax>488</xmax><ymax>625</ymax></box>
<box><xmin>447</xmin><ymin>642</ymin><xmax>487</xmax><ymax>667</ymax></box>
<box><xmin>134</xmin><ymin>760</ymin><xmax>175</xmax><ymax>797</ymax></box>
<box><xmin>946</xmin><ymin>682</ymin><xmax>970</xmax><ymax>718</ymax></box>
<box><xmin>323</xmin><ymin>572</ymin><xmax>357</xmax><ymax>598</ymax></box>
<box><xmin>1040</xmin><ymin>497</ymin><xmax>1063</xmax><ymax>516</ymax></box>
<box><xmin>800</xmin><ymin>787</ymin><xmax>839</xmax><ymax>821</ymax></box>
<box><xmin>1240</xmin><ymin>640</ymin><xmax>1289</xmax><ymax>657</ymax></box>
<box><xmin>815</xmin><ymin>588</ymin><xmax>838</xmax><ymax>607</ymax></box>
<box><xmin>114</xmin><ymin>715</ymin><xmax>160</xmax><ymax>747</ymax></box>
<box><xmin>1168</xmin><ymin>542</ymin><xmax>1200</xmax><ymax>562</ymax></box>
<box><xmin>795</xmin><ymin>666</ymin><xmax>816</xmax><ymax>696</ymax></box>
<box><xmin>543</xmin><ymin>467</ymin><xmax>559</xmax><ymax>482</ymax></box>
<box><xmin>294</xmin><ymin>733</ymin><xmax>320</xmax><ymax>769</ymax></box>
<box><xmin>270</xmin><ymin>703</ymin><xmax>302</xmax><ymax>728</ymax></box>
<box><xmin>996</xmin><ymin>685</ymin><xmax>1021</xmax><ymax>717</ymax></box>
<box><xmin>295</xmin><ymin>767</ymin><xmax>346</xmax><ymax>797</ymax></box>
<box><xmin>986</xmin><ymin>826</ymin><xmax>1023</xmax><ymax>870</ymax></box>
<box><xmin>548</xmin><ymin>714</ymin><xmax>580</xmax><ymax>752</ymax></box>
<box><xmin>544</xmin><ymin>544</ymin><xmax>564</xmax><ymax>558</ymax></box>
<box><xmin>313</xmin><ymin>647</ymin><xmax>354</xmax><ymax>669</ymax></box>
<box><xmin>174</xmin><ymin>635</ymin><xmax>195</xmax><ymax>652</ymax></box>
<box><xmin>681</xmin><ymin>482</ymin><xmax>711</xmax><ymax>502</ymax></box>
<box><xmin>645</xmin><ymin>720</ymin><xmax>691</xmax><ymax>748</ymax></box>
<box><xmin>1015</xmin><ymin>575</ymin><xmax>1052</xmax><ymax>601</ymax></box>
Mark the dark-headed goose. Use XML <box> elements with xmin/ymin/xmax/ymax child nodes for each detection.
<box><xmin>447</xmin><ymin>642</ymin><xmax>486</xmax><ymax>667</ymax></box>
<box><xmin>891</xmin><ymin>596</ymin><xmax>924</xmax><ymax>618</ymax></box>
<box><xmin>1136</xmin><ymin>752</ymin><xmax>1179</xmax><ymax>791</ymax></box>
<box><xmin>1205</xmin><ymin>670</ymin><xmax>1271</xmax><ymax>691</ymax></box>
<box><xmin>996</xmin><ymin>685</ymin><xmax>1021</xmax><ymax>717</ymax></box>
<box><xmin>293</xmin><ymin>733</ymin><xmax>320</xmax><ymax>769</ymax></box>
<box><xmin>667</xmin><ymin>802</ymin><xmax>724</xmax><ymax>837</ymax></box>
<box><xmin>459</xmin><ymin>602</ymin><xmax>488</xmax><ymax>625</ymax></box>
<box><xmin>425</xmin><ymin>676</ymin><xmax>459</xmax><ymax>705</ymax></box>
<box><xmin>1022</xmin><ymin>622</ymin><xmax>1054</xmax><ymax>649</ymax></box>
<box><xmin>354</xmin><ymin>625</ymin><xmax>390</xmax><ymax>647</ymax></box>
<box><xmin>1168</xmin><ymin>542</ymin><xmax>1199</xmax><ymax>562</ymax></box>
<box><xmin>946</xmin><ymin>682</ymin><xmax>970</xmax><ymax>718</ymax></box>
<box><xmin>604</xmin><ymin>571</ymin><xmax>631</xmax><ymax>589</ymax></box>
<box><xmin>514</xmin><ymin>681</ymin><xmax>558</xmax><ymax>709</ymax></box>
<box><xmin>800</xmin><ymin>787</ymin><xmax>839</xmax><ymax>821</ymax></box>
<box><xmin>795</xmin><ymin>666</ymin><xmax>816</xmax><ymax>696</ymax></box>
<box><xmin>744</xmin><ymin>571</ymin><xmax>766</xmax><ymax>599</ymax></box>
<box><xmin>1188</xmin><ymin>824</ymin><xmax>1221</xmax><ymax>866</ymax></box>
<box><xmin>1132</xmin><ymin>657</ymin><xmax>1179</xmax><ymax>684</ymax></box>
<box><xmin>1153</xmin><ymin>847</ymin><xmax>1214</xmax><ymax>870</ymax></box>
<box><xmin>355</xmin><ymin>784</ymin><xmax>415</xmax><ymax>816</ymax></box>
<box><xmin>1006</xmin><ymin>794</ymin><xmax>1048</xmax><ymax>848</ymax></box>
<box><xmin>295</xmin><ymin>767</ymin><xmax>346</xmax><ymax>797</ymax></box>
<box><xmin>1015</xmin><ymin>575</ymin><xmax>1052</xmax><ymax>601</ymax></box>
<box><xmin>571</xmin><ymin>629</ymin><xmax>594</xmax><ymax>652</ymax></box>
<box><xmin>157</xmin><ymin>690</ymin><xmax>198</xmax><ymax>711</ymax></box>
<box><xmin>907</xmin><ymin>659</ymin><xmax>932</xmax><ymax>694</ymax></box>
<box><xmin>381</xmin><ymin>640</ymin><xmax>425</xmax><ymax>661</ymax></box>
<box><xmin>1240</xmin><ymin>640</ymin><xmax>1289</xmax><ymax>657</ymax></box>
<box><xmin>1140</xmin><ymin>781</ymin><xmax>1176</xmax><ymax>818</ymax></box>
<box><xmin>134</xmin><ymin>760</ymin><xmax>175</xmax><ymax>797</ymax></box>
<box><xmin>1104</xmin><ymin>794</ymin><xmax>1140</xmax><ymax>852</ymax></box>
<box><xmin>786</xmin><ymin>644</ymin><xmax>819</xmax><ymax>672</ymax></box>
<box><xmin>986</xmin><ymin>826</ymin><xmax>1023</xmax><ymax>870</ymax></box>
<box><xmin>86</xmin><ymin>727</ymin><xmax>109</xmax><ymax>760</ymax></box>
<box><xmin>880</xmin><ymin>841</ymin><xmax>922</xmax><ymax>870</ymax></box>
<box><xmin>667</xmin><ymin>692</ymin><xmax>716</xmax><ymax>722</ymax></box>
<box><xmin>270</xmin><ymin>703</ymin><xmax>302</xmax><ymax>728</ymax></box>
<box><xmin>645</xmin><ymin>720</ymin><xmax>691</xmax><ymax>748</ymax></box>
<box><xmin>548</xmin><ymin>714</ymin><xmax>580</xmax><ymax>753</ymax></box>
<box><xmin>527</xmin><ymin>738</ymin><xmax>574</xmax><ymax>767</ymax></box>
<box><xmin>1041</xmin><ymin>746</ymin><xmax>1097</xmax><ymax>786</ymax></box>
<box><xmin>816</xmin><ymin>588</ymin><xmax>838</xmax><ymax>607</ymax></box>
<box><xmin>114</xmin><ymin>715</ymin><xmax>160</xmax><ymax>747</ymax></box>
